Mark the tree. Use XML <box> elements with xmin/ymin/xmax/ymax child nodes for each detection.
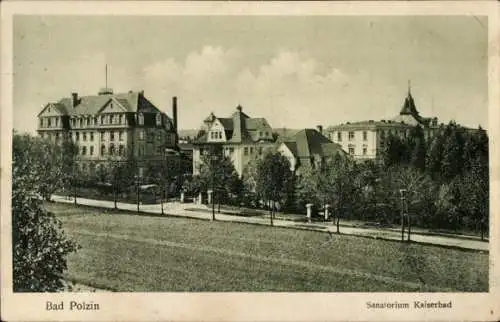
<box><xmin>458</xmin><ymin>157</ymin><xmax>489</xmax><ymax>240</ymax></box>
<box><xmin>323</xmin><ymin>154</ymin><xmax>360</xmax><ymax>233</ymax></box>
<box><xmin>426</xmin><ymin>131</ymin><xmax>444</xmax><ymax>180</ymax></box>
<box><xmin>12</xmin><ymin>132</ymin><xmax>79</xmax><ymax>291</ymax></box>
<box><xmin>408</xmin><ymin>125</ymin><xmax>427</xmax><ymax>171</ymax></box>
<box><xmin>440</xmin><ymin>122</ymin><xmax>465</xmax><ymax>181</ymax></box>
<box><xmin>381</xmin><ymin>134</ymin><xmax>407</xmax><ymax>168</ymax></box>
<box><xmin>199</xmin><ymin>153</ymin><xmax>242</xmax><ymax>211</ymax></box>
<box><xmin>13</xmin><ymin>133</ymin><xmax>78</xmax><ymax>200</ymax></box>
<box><xmin>375</xmin><ymin>165</ymin><xmax>436</xmax><ymax>229</ymax></box>
<box><xmin>106</xmin><ymin>157</ymin><xmax>137</xmax><ymax>209</ymax></box>
<box><xmin>255</xmin><ymin>151</ymin><xmax>293</xmax><ymax>226</ymax></box>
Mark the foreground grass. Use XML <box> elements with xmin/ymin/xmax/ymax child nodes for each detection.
<box><xmin>47</xmin><ymin>203</ymin><xmax>488</xmax><ymax>292</ymax></box>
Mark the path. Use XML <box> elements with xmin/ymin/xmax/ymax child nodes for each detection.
<box><xmin>51</xmin><ymin>195</ymin><xmax>489</xmax><ymax>252</ymax></box>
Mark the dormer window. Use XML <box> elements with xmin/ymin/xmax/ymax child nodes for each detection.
<box><xmin>101</xmin><ymin>115</ymin><xmax>105</xmax><ymax>124</ymax></box>
<box><xmin>138</xmin><ymin>113</ymin><xmax>144</xmax><ymax>125</ymax></box>
<box><xmin>156</xmin><ymin>113</ymin><xmax>161</xmax><ymax>126</ymax></box>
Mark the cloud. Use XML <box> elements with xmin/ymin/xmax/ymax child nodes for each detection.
<box><xmin>141</xmin><ymin>46</ymin><xmax>357</xmax><ymax>129</ymax></box>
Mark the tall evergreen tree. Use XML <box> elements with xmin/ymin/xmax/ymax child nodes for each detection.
<box><xmin>441</xmin><ymin>123</ymin><xmax>465</xmax><ymax>181</ymax></box>
<box><xmin>408</xmin><ymin>125</ymin><xmax>427</xmax><ymax>171</ymax></box>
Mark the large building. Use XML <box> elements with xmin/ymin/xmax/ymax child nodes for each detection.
<box><xmin>37</xmin><ymin>88</ymin><xmax>179</xmax><ymax>176</ymax></box>
<box><xmin>192</xmin><ymin>105</ymin><xmax>276</xmax><ymax>176</ymax></box>
<box><xmin>326</xmin><ymin>86</ymin><xmax>439</xmax><ymax>161</ymax></box>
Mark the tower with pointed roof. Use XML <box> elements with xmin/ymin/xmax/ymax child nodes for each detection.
<box><xmin>326</xmin><ymin>82</ymin><xmax>440</xmax><ymax>161</ymax></box>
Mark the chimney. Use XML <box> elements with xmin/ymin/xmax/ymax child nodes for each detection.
<box><xmin>236</xmin><ymin>105</ymin><xmax>242</xmax><ymax>112</ymax></box>
<box><xmin>172</xmin><ymin>96</ymin><xmax>178</xmax><ymax>135</ymax></box>
<box><xmin>316</xmin><ymin>125</ymin><xmax>323</xmax><ymax>134</ymax></box>
<box><xmin>71</xmin><ymin>92</ymin><xmax>78</xmax><ymax>108</ymax></box>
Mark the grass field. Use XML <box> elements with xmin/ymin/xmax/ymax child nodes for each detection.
<box><xmin>47</xmin><ymin>203</ymin><xmax>488</xmax><ymax>292</ymax></box>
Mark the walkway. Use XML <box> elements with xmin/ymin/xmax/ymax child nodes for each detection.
<box><xmin>51</xmin><ymin>195</ymin><xmax>489</xmax><ymax>252</ymax></box>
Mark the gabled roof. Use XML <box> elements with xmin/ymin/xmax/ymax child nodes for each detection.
<box><xmin>284</xmin><ymin>129</ymin><xmax>344</xmax><ymax>158</ymax></box>
<box><xmin>37</xmin><ymin>102</ymin><xmax>68</xmax><ymax>117</ymax></box>
<box><xmin>194</xmin><ymin>105</ymin><xmax>274</xmax><ymax>144</ymax></box>
<box><xmin>54</xmin><ymin>91</ymin><xmax>162</xmax><ymax>116</ymax></box>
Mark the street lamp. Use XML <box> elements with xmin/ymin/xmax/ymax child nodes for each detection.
<box><xmin>135</xmin><ymin>173</ymin><xmax>141</xmax><ymax>213</ymax></box>
<box><xmin>399</xmin><ymin>188</ymin><xmax>407</xmax><ymax>242</ymax></box>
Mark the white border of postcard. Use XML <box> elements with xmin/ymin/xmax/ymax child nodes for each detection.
<box><xmin>1</xmin><ymin>1</ymin><xmax>499</xmax><ymax>321</ymax></box>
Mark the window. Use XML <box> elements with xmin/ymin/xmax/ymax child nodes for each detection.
<box><xmin>90</xmin><ymin>146</ymin><xmax>94</xmax><ymax>156</ymax></box>
<box><xmin>101</xmin><ymin>115</ymin><xmax>105</xmax><ymax>124</ymax></box>
<box><xmin>94</xmin><ymin>116</ymin><xmax>98</xmax><ymax>125</ymax></box>
<box><xmin>258</xmin><ymin>147</ymin><xmax>263</xmax><ymax>155</ymax></box>
<box><xmin>244</xmin><ymin>147</ymin><xmax>249</xmax><ymax>156</ymax></box>
<box><xmin>219</xmin><ymin>131</ymin><xmax>223</xmax><ymax>139</ymax></box>
<box><xmin>48</xmin><ymin>118</ymin><xmax>52</xmax><ymax>127</ymax></box>
<box><xmin>138</xmin><ymin>113</ymin><xmax>144</xmax><ymax>125</ymax></box>
<box><xmin>87</xmin><ymin>117</ymin><xmax>91</xmax><ymax>126</ymax></box>
<box><xmin>79</xmin><ymin>118</ymin><xmax>83</xmax><ymax>127</ymax></box>
<box><xmin>119</xmin><ymin>145</ymin><xmax>124</xmax><ymax>156</ymax></box>
<box><xmin>71</xmin><ymin>118</ymin><xmax>75</xmax><ymax>127</ymax></box>
<box><xmin>156</xmin><ymin>113</ymin><xmax>161</xmax><ymax>126</ymax></box>
<box><xmin>380</xmin><ymin>130</ymin><xmax>385</xmax><ymax>139</ymax></box>
<box><xmin>139</xmin><ymin>130</ymin><xmax>144</xmax><ymax>140</ymax></box>
<box><xmin>229</xmin><ymin>147</ymin><xmax>234</xmax><ymax>154</ymax></box>
<box><xmin>82</xmin><ymin>146</ymin><xmax>87</xmax><ymax>155</ymax></box>
<box><xmin>100</xmin><ymin>145</ymin><xmax>106</xmax><ymax>156</ymax></box>
<box><xmin>259</xmin><ymin>131</ymin><xmax>263</xmax><ymax>137</ymax></box>
<box><xmin>363</xmin><ymin>131</ymin><xmax>368</xmax><ymax>141</ymax></box>
<box><xmin>348</xmin><ymin>144</ymin><xmax>355</xmax><ymax>155</ymax></box>
<box><xmin>362</xmin><ymin>145</ymin><xmax>367</xmax><ymax>156</ymax></box>
<box><xmin>100</xmin><ymin>131</ymin><xmax>105</xmax><ymax>140</ymax></box>
<box><xmin>55</xmin><ymin>118</ymin><xmax>59</xmax><ymax>127</ymax></box>
<box><xmin>55</xmin><ymin>133</ymin><xmax>60</xmax><ymax>140</ymax></box>
<box><xmin>109</xmin><ymin>144</ymin><xmax>115</xmax><ymax>155</ymax></box>
<box><xmin>119</xmin><ymin>131</ymin><xmax>124</xmax><ymax>141</ymax></box>
<box><xmin>337</xmin><ymin>132</ymin><xmax>342</xmax><ymax>142</ymax></box>
<box><xmin>76</xmin><ymin>132</ymin><xmax>80</xmax><ymax>141</ymax></box>
<box><xmin>90</xmin><ymin>132</ymin><xmax>94</xmax><ymax>141</ymax></box>
<box><xmin>119</xmin><ymin>114</ymin><xmax>123</xmax><ymax>124</ymax></box>
<box><xmin>138</xmin><ymin>147</ymin><xmax>144</xmax><ymax>157</ymax></box>
<box><xmin>250</xmin><ymin>147</ymin><xmax>254</xmax><ymax>154</ymax></box>
<box><xmin>109</xmin><ymin>115</ymin><xmax>114</xmax><ymax>124</ymax></box>
<box><xmin>110</xmin><ymin>131</ymin><xmax>115</xmax><ymax>141</ymax></box>
<box><xmin>348</xmin><ymin>131</ymin><xmax>355</xmax><ymax>141</ymax></box>
<box><xmin>83</xmin><ymin>133</ymin><xmax>87</xmax><ymax>141</ymax></box>
<box><xmin>265</xmin><ymin>131</ymin><xmax>269</xmax><ymax>137</ymax></box>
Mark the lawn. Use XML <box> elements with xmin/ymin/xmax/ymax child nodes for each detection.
<box><xmin>46</xmin><ymin>202</ymin><xmax>489</xmax><ymax>292</ymax></box>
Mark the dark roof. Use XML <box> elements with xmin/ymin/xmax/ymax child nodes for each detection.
<box><xmin>284</xmin><ymin>129</ymin><xmax>344</xmax><ymax>158</ymax></box>
<box><xmin>53</xmin><ymin>91</ymin><xmax>163</xmax><ymax>116</ymax></box>
<box><xmin>194</xmin><ymin>106</ymin><xmax>274</xmax><ymax>144</ymax></box>
<box><xmin>218</xmin><ymin>118</ymin><xmax>234</xmax><ymax>129</ymax></box>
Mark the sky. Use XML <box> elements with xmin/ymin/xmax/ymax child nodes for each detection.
<box><xmin>13</xmin><ymin>15</ymin><xmax>488</xmax><ymax>133</ymax></box>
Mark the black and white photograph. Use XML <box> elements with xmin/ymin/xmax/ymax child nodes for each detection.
<box><xmin>1</xmin><ymin>1</ymin><xmax>499</xmax><ymax>321</ymax></box>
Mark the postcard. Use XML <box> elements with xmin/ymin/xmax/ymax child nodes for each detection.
<box><xmin>1</xmin><ymin>1</ymin><xmax>499</xmax><ymax>321</ymax></box>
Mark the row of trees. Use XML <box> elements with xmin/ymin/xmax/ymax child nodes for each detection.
<box><xmin>183</xmin><ymin>122</ymin><xmax>489</xmax><ymax>237</ymax></box>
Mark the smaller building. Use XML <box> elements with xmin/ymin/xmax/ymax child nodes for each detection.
<box><xmin>192</xmin><ymin>105</ymin><xmax>276</xmax><ymax>176</ymax></box>
<box><xmin>326</xmin><ymin>86</ymin><xmax>440</xmax><ymax>161</ymax></box>
<box><xmin>278</xmin><ymin>127</ymin><xmax>347</xmax><ymax>173</ymax></box>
